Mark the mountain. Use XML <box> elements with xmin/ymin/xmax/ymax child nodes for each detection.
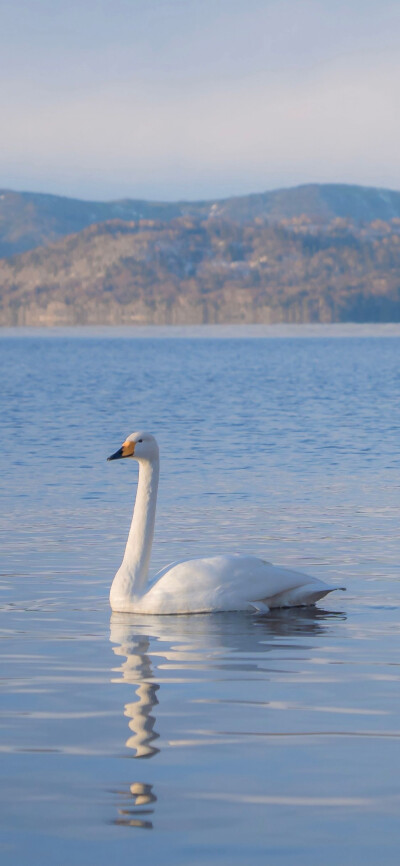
<box><xmin>2</xmin><ymin>183</ymin><xmax>400</xmax><ymax>258</ymax></box>
<box><xmin>0</xmin><ymin>189</ymin><xmax>187</xmax><ymax>258</ymax></box>
<box><xmin>1</xmin><ymin>215</ymin><xmax>400</xmax><ymax>326</ymax></box>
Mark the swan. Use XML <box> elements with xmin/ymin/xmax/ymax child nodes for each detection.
<box><xmin>107</xmin><ymin>432</ymin><xmax>345</xmax><ymax>614</ymax></box>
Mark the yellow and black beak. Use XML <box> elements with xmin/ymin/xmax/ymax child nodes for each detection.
<box><xmin>107</xmin><ymin>440</ymin><xmax>135</xmax><ymax>461</ymax></box>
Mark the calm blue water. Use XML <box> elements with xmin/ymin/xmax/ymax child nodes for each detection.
<box><xmin>1</xmin><ymin>326</ymin><xmax>400</xmax><ymax>865</ymax></box>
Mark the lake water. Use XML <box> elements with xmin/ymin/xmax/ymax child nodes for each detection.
<box><xmin>1</xmin><ymin>325</ymin><xmax>400</xmax><ymax>865</ymax></box>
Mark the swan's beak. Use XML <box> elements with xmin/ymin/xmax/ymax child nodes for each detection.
<box><xmin>107</xmin><ymin>447</ymin><xmax>124</xmax><ymax>461</ymax></box>
<box><xmin>107</xmin><ymin>440</ymin><xmax>135</xmax><ymax>461</ymax></box>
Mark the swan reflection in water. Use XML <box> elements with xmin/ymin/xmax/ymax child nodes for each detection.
<box><xmin>112</xmin><ymin>782</ymin><xmax>156</xmax><ymax>829</ymax></box>
<box><xmin>109</xmin><ymin>606</ymin><xmax>345</xmax><ymax>828</ymax></box>
<box><xmin>111</xmin><ymin>626</ymin><xmax>160</xmax><ymax>759</ymax></box>
<box><xmin>110</xmin><ymin>621</ymin><xmax>160</xmax><ymax>828</ymax></box>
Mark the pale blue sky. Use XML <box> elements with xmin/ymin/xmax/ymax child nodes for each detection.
<box><xmin>2</xmin><ymin>0</ymin><xmax>399</xmax><ymax>200</ymax></box>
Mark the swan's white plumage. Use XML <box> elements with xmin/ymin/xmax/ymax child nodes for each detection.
<box><xmin>107</xmin><ymin>432</ymin><xmax>344</xmax><ymax>615</ymax></box>
<box><xmin>134</xmin><ymin>555</ymin><xmax>339</xmax><ymax>614</ymax></box>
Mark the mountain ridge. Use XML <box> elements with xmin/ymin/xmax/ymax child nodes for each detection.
<box><xmin>2</xmin><ymin>182</ymin><xmax>400</xmax><ymax>258</ymax></box>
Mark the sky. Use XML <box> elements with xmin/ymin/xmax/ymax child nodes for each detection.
<box><xmin>1</xmin><ymin>0</ymin><xmax>400</xmax><ymax>201</ymax></box>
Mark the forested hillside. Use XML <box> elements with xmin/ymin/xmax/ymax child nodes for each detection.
<box><xmin>1</xmin><ymin>214</ymin><xmax>399</xmax><ymax>325</ymax></box>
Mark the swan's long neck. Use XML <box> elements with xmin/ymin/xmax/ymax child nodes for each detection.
<box><xmin>110</xmin><ymin>456</ymin><xmax>159</xmax><ymax>606</ymax></box>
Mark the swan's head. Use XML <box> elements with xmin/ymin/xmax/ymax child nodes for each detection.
<box><xmin>107</xmin><ymin>432</ymin><xmax>159</xmax><ymax>463</ymax></box>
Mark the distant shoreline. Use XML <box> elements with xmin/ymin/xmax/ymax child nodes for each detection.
<box><xmin>2</xmin><ymin>323</ymin><xmax>400</xmax><ymax>338</ymax></box>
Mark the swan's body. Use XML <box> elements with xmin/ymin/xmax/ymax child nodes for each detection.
<box><xmin>108</xmin><ymin>432</ymin><xmax>344</xmax><ymax>615</ymax></box>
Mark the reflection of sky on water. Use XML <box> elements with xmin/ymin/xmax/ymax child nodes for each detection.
<box><xmin>2</xmin><ymin>332</ymin><xmax>400</xmax><ymax>864</ymax></box>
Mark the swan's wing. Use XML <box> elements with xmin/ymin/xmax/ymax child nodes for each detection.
<box><xmin>142</xmin><ymin>554</ymin><xmax>342</xmax><ymax>614</ymax></box>
<box><xmin>206</xmin><ymin>556</ymin><xmax>339</xmax><ymax>609</ymax></box>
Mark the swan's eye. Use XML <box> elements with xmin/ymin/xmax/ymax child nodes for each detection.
<box><xmin>138</xmin><ymin>439</ymin><xmax>143</xmax><ymax>443</ymax></box>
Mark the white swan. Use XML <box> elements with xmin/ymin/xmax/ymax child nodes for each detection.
<box><xmin>107</xmin><ymin>432</ymin><xmax>345</xmax><ymax>614</ymax></box>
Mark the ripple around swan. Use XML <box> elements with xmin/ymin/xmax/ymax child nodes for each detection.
<box><xmin>1</xmin><ymin>332</ymin><xmax>400</xmax><ymax>865</ymax></box>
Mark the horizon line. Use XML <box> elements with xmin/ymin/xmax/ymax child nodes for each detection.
<box><xmin>1</xmin><ymin>180</ymin><xmax>400</xmax><ymax>206</ymax></box>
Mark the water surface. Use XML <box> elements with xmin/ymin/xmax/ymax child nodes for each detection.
<box><xmin>1</xmin><ymin>327</ymin><xmax>400</xmax><ymax>865</ymax></box>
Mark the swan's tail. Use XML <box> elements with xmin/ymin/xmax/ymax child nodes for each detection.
<box><xmin>259</xmin><ymin>583</ymin><xmax>346</xmax><ymax>610</ymax></box>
